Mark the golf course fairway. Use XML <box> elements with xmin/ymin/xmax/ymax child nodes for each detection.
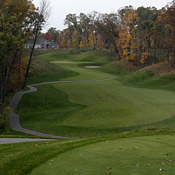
<box><xmin>17</xmin><ymin>51</ymin><xmax>175</xmax><ymax>137</ymax></box>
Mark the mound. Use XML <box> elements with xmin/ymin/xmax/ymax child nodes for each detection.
<box><xmin>114</xmin><ymin>59</ymin><xmax>139</xmax><ymax>71</ymax></box>
<box><xmin>142</xmin><ymin>62</ymin><xmax>175</xmax><ymax>76</ymax></box>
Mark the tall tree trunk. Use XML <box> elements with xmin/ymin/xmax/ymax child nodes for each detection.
<box><xmin>0</xmin><ymin>58</ymin><xmax>4</xmax><ymax>111</ymax></box>
<box><xmin>22</xmin><ymin>29</ymin><xmax>39</xmax><ymax>89</ymax></box>
<box><xmin>0</xmin><ymin>52</ymin><xmax>17</xmax><ymax>108</ymax></box>
<box><xmin>92</xmin><ymin>31</ymin><xmax>97</xmax><ymax>50</ymax></box>
<box><xmin>1</xmin><ymin>62</ymin><xmax>7</xmax><ymax>105</ymax></box>
<box><xmin>138</xmin><ymin>44</ymin><xmax>142</xmax><ymax>63</ymax></box>
<box><xmin>154</xmin><ymin>47</ymin><xmax>157</xmax><ymax>64</ymax></box>
<box><xmin>86</xmin><ymin>32</ymin><xmax>90</xmax><ymax>51</ymax></box>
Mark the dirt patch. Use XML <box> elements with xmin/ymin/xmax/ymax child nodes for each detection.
<box><xmin>141</xmin><ymin>62</ymin><xmax>175</xmax><ymax>76</ymax></box>
<box><xmin>85</xmin><ymin>66</ymin><xmax>101</xmax><ymax>69</ymax></box>
<box><xmin>114</xmin><ymin>59</ymin><xmax>140</xmax><ymax>71</ymax></box>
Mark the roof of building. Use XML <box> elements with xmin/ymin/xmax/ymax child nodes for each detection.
<box><xmin>26</xmin><ymin>38</ymin><xmax>58</xmax><ymax>46</ymax></box>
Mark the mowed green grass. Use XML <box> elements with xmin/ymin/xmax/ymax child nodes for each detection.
<box><xmin>50</xmin><ymin>60</ymin><xmax>112</xmax><ymax>80</ymax></box>
<box><xmin>29</xmin><ymin>135</ymin><xmax>175</xmax><ymax>175</ymax></box>
<box><xmin>27</xmin><ymin>51</ymin><xmax>112</xmax><ymax>84</ymax></box>
<box><xmin>17</xmin><ymin>51</ymin><xmax>175</xmax><ymax>137</ymax></box>
<box><xmin>43</xmin><ymin>50</ymin><xmax>112</xmax><ymax>81</ymax></box>
<box><xmin>54</xmin><ymin>81</ymin><xmax>175</xmax><ymax>127</ymax></box>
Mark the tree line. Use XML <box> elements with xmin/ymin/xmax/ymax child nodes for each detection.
<box><xmin>56</xmin><ymin>1</ymin><xmax>175</xmax><ymax>67</ymax></box>
<box><xmin>0</xmin><ymin>0</ymin><xmax>50</xmax><ymax>130</ymax></box>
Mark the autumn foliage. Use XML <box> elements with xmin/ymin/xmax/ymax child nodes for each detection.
<box><xmin>58</xmin><ymin>1</ymin><xmax>175</xmax><ymax>67</ymax></box>
<box><xmin>44</xmin><ymin>33</ymin><xmax>51</xmax><ymax>41</ymax></box>
<box><xmin>0</xmin><ymin>0</ymin><xmax>49</xmax><ymax>130</ymax></box>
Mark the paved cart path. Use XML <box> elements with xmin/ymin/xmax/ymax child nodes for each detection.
<box><xmin>0</xmin><ymin>138</ymin><xmax>52</xmax><ymax>145</ymax></box>
<box><xmin>9</xmin><ymin>78</ymin><xmax>116</xmax><ymax>139</ymax></box>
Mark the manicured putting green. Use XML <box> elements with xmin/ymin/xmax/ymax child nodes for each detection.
<box><xmin>29</xmin><ymin>135</ymin><xmax>175</xmax><ymax>175</ymax></box>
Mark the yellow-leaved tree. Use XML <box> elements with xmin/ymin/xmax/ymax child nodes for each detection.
<box><xmin>72</xmin><ymin>30</ymin><xmax>79</xmax><ymax>50</ymax></box>
<box><xmin>80</xmin><ymin>37</ymin><xmax>88</xmax><ymax>49</ymax></box>
<box><xmin>118</xmin><ymin>8</ymin><xmax>139</xmax><ymax>61</ymax></box>
<box><xmin>88</xmin><ymin>31</ymin><xmax>95</xmax><ymax>49</ymax></box>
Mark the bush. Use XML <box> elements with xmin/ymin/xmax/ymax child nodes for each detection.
<box><xmin>0</xmin><ymin>107</ymin><xmax>9</xmax><ymax>132</ymax></box>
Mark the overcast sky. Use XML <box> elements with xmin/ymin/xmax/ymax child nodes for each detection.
<box><xmin>33</xmin><ymin>0</ymin><xmax>171</xmax><ymax>32</ymax></box>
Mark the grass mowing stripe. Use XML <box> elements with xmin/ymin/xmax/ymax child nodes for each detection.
<box><xmin>29</xmin><ymin>135</ymin><xmax>175</xmax><ymax>175</ymax></box>
<box><xmin>1</xmin><ymin>132</ymin><xmax>174</xmax><ymax>175</ymax></box>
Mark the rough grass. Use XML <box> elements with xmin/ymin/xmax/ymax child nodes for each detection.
<box><xmin>114</xmin><ymin>59</ymin><xmax>139</xmax><ymax>71</ymax></box>
<box><xmin>142</xmin><ymin>62</ymin><xmax>175</xmax><ymax>76</ymax></box>
<box><xmin>120</xmin><ymin>70</ymin><xmax>175</xmax><ymax>92</ymax></box>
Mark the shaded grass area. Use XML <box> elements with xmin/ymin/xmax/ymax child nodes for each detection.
<box><xmin>28</xmin><ymin>58</ymin><xmax>78</xmax><ymax>85</ymax></box>
<box><xmin>29</xmin><ymin>135</ymin><xmax>175</xmax><ymax>175</ymax></box>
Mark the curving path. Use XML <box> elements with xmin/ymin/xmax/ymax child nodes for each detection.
<box><xmin>9</xmin><ymin>77</ymin><xmax>116</xmax><ymax>139</ymax></box>
<box><xmin>9</xmin><ymin>85</ymin><xmax>72</xmax><ymax>139</ymax></box>
<box><xmin>0</xmin><ymin>138</ymin><xmax>53</xmax><ymax>145</ymax></box>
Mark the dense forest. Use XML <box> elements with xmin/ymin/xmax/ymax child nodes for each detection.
<box><xmin>55</xmin><ymin>1</ymin><xmax>175</xmax><ymax>66</ymax></box>
<box><xmin>0</xmin><ymin>0</ymin><xmax>175</xmax><ymax>131</ymax></box>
